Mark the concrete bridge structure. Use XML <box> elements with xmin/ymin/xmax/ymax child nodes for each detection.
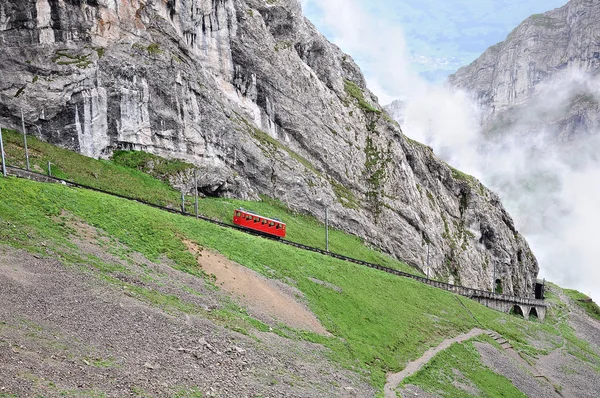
<box><xmin>414</xmin><ymin>277</ymin><xmax>547</xmax><ymax>321</ymax></box>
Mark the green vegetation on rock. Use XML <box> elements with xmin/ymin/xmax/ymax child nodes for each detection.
<box><xmin>449</xmin><ymin>165</ymin><xmax>476</xmax><ymax>184</ymax></box>
<box><xmin>112</xmin><ymin>150</ymin><xmax>196</xmax><ymax>183</ymax></box>
<box><xmin>344</xmin><ymin>79</ymin><xmax>381</xmax><ymax>114</ymax></box>
<box><xmin>363</xmin><ymin>136</ymin><xmax>391</xmax><ymax>218</ymax></box>
<box><xmin>52</xmin><ymin>49</ymin><xmax>93</xmax><ymax>69</ymax></box>
<box><xmin>329</xmin><ymin>178</ymin><xmax>360</xmax><ymax>210</ymax></box>
<box><xmin>237</xmin><ymin>117</ymin><xmax>320</xmax><ymax>176</ymax></box>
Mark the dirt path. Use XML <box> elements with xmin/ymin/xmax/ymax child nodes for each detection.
<box><xmin>384</xmin><ymin>328</ymin><xmax>485</xmax><ymax>398</ymax></box>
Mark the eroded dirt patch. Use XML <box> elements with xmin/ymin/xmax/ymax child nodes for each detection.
<box><xmin>184</xmin><ymin>240</ymin><xmax>329</xmax><ymax>335</ymax></box>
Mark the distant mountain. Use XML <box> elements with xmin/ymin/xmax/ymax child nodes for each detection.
<box><xmin>383</xmin><ymin>99</ymin><xmax>405</xmax><ymax>126</ymax></box>
<box><xmin>448</xmin><ymin>0</ymin><xmax>600</xmax><ymax>140</ymax></box>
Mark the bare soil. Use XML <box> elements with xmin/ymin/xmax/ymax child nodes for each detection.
<box><xmin>184</xmin><ymin>240</ymin><xmax>329</xmax><ymax>335</ymax></box>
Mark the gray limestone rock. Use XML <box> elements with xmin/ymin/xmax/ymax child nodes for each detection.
<box><xmin>0</xmin><ymin>0</ymin><xmax>537</xmax><ymax>296</ymax></box>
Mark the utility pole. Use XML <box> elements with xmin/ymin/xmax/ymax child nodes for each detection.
<box><xmin>21</xmin><ymin>109</ymin><xmax>30</xmax><ymax>171</ymax></box>
<box><xmin>0</xmin><ymin>127</ymin><xmax>7</xmax><ymax>177</ymax></box>
<box><xmin>325</xmin><ymin>206</ymin><xmax>329</xmax><ymax>252</ymax></box>
<box><xmin>194</xmin><ymin>170</ymin><xmax>198</xmax><ymax>219</ymax></box>
<box><xmin>426</xmin><ymin>244</ymin><xmax>430</xmax><ymax>279</ymax></box>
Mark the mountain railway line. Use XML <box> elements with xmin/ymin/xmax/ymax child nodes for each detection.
<box><xmin>3</xmin><ymin>165</ymin><xmax>547</xmax><ymax>318</ymax></box>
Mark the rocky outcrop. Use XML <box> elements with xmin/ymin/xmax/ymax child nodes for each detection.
<box><xmin>0</xmin><ymin>0</ymin><xmax>538</xmax><ymax>296</ymax></box>
<box><xmin>448</xmin><ymin>0</ymin><xmax>600</xmax><ymax>138</ymax></box>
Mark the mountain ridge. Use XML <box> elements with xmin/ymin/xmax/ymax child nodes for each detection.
<box><xmin>448</xmin><ymin>0</ymin><xmax>600</xmax><ymax>138</ymax></box>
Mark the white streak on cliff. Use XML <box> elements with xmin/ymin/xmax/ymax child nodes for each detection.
<box><xmin>36</xmin><ymin>0</ymin><xmax>54</xmax><ymax>44</ymax></box>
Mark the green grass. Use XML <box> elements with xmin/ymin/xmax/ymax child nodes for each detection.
<box><xmin>0</xmin><ymin>128</ymin><xmax>414</xmax><ymax>274</ymax></box>
<box><xmin>84</xmin><ymin>356</ymin><xmax>118</xmax><ymax>368</ymax></box>
<box><xmin>1</xmin><ymin>138</ymin><xmax>598</xmax><ymax>394</ymax></box>
<box><xmin>564</xmin><ymin>289</ymin><xmax>600</xmax><ymax>322</ymax></box>
<box><xmin>448</xmin><ymin>164</ymin><xmax>476</xmax><ymax>185</ymax></box>
<box><xmin>172</xmin><ymin>387</ymin><xmax>203</xmax><ymax>398</ymax></box>
<box><xmin>193</xmin><ymin>194</ymin><xmax>416</xmax><ymax>274</ymax></box>
<box><xmin>0</xmin><ymin>176</ymin><xmax>577</xmax><ymax>392</ymax></box>
<box><xmin>1</xmin><ymin>129</ymin><xmax>183</xmax><ymax>208</ymax></box>
<box><xmin>401</xmin><ymin>338</ymin><xmax>527</xmax><ymax>397</ymax></box>
<box><xmin>344</xmin><ymin>79</ymin><xmax>381</xmax><ymax>114</ymax></box>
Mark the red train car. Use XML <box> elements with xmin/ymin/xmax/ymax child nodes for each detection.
<box><xmin>233</xmin><ymin>208</ymin><xmax>286</xmax><ymax>238</ymax></box>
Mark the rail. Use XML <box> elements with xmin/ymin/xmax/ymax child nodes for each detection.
<box><xmin>3</xmin><ymin>165</ymin><xmax>546</xmax><ymax>307</ymax></box>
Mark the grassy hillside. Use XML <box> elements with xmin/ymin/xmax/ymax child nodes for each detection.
<box><xmin>0</xmin><ymin>129</ymin><xmax>416</xmax><ymax>274</ymax></box>
<box><xmin>1</xmin><ymin>133</ymin><xmax>599</xmax><ymax>395</ymax></box>
<box><xmin>564</xmin><ymin>289</ymin><xmax>600</xmax><ymax>322</ymax></box>
<box><xmin>2</xmin><ymin>175</ymin><xmax>599</xmax><ymax>394</ymax></box>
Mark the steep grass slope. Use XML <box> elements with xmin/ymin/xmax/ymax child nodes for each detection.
<box><xmin>1</xmin><ymin>175</ymin><xmax>599</xmax><ymax>396</ymax></box>
<box><xmin>1</xmin><ymin>134</ymin><xmax>599</xmax><ymax>396</ymax></box>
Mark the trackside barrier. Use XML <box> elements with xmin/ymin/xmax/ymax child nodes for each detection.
<box><xmin>3</xmin><ymin>165</ymin><xmax>546</xmax><ymax>308</ymax></box>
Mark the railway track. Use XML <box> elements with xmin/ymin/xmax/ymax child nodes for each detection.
<box><xmin>3</xmin><ymin>165</ymin><xmax>545</xmax><ymax>307</ymax></box>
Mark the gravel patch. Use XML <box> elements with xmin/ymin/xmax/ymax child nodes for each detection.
<box><xmin>474</xmin><ymin>342</ymin><xmax>558</xmax><ymax>397</ymax></box>
<box><xmin>0</xmin><ymin>245</ymin><xmax>375</xmax><ymax>397</ymax></box>
<box><xmin>536</xmin><ymin>349</ymin><xmax>600</xmax><ymax>398</ymax></box>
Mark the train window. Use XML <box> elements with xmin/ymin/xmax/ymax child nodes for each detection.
<box><xmin>246</xmin><ymin>215</ymin><xmax>252</xmax><ymax>220</ymax></box>
<box><xmin>269</xmin><ymin>221</ymin><xmax>275</xmax><ymax>227</ymax></box>
<box><xmin>276</xmin><ymin>224</ymin><xmax>280</xmax><ymax>229</ymax></box>
<box><xmin>235</xmin><ymin>212</ymin><xmax>241</xmax><ymax>217</ymax></box>
<box><xmin>254</xmin><ymin>217</ymin><xmax>259</xmax><ymax>222</ymax></box>
<box><xmin>262</xmin><ymin>219</ymin><xmax>267</xmax><ymax>225</ymax></box>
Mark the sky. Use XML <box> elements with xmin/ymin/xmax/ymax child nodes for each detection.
<box><xmin>301</xmin><ymin>0</ymin><xmax>568</xmax><ymax>102</ymax></box>
<box><xmin>299</xmin><ymin>0</ymin><xmax>600</xmax><ymax>301</ymax></box>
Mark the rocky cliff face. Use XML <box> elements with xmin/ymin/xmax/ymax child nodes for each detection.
<box><xmin>448</xmin><ymin>0</ymin><xmax>600</xmax><ymax>139</ymax></box>
<box><xmin>0</xmin><ymin>0</ymin><xmax>538</xmax><ymax>296</ymax></box>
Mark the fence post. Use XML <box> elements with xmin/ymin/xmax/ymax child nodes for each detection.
<box><xmin>194</xmin><ymin>169</ymin><xmax>198</xmax><ymax>218</ymax></box>
<box><xmin>47</xmin><ymin>161</ymin><xmax>52</xmax><ymax>177</ymax></box>
<box><xmin>0</xmin><ymin>127</ymin><xmax>6</xmax><ymax>177</ymax></box>
<box><xmin>21</xmin><ymin>109</ymin><xmax>30</xmax><ymax>171</ymax></box>
<box><xmin>181</xmin><ymin>191</ymin><xmax>185</xmax><ymax>214</ymax></box>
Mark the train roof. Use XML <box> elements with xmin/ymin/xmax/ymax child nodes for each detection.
<box><xmin>235</xmin><ymin>208</ymin><xmax>285</xmax><ymax>224</ymax></box>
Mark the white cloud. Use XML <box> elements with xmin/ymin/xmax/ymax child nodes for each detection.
<box><xmin>302</xmin><ymin>0</ymin><xmax>422</xmax><ymax>103</ymax></box>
